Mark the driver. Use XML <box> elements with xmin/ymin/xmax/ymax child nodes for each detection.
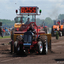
<box><xmin>25</xmin><ymin>18</ymin><xmax>30</xmax><ymax>25</ymax></box>
<box><xmin>27</xmin><ymin>23</ymin><xmax>36</xmax><ymax>34</ymax></box>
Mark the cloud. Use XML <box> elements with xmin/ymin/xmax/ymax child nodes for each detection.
<box><xmin>0</xmin><ymin>0</ymin><xmax>64</xmax><ymax>20</ymax></box>
<box><xmin>48</xmin><ymin>0</ymin><xmax>63</xmax><ymax>2</ymax></box>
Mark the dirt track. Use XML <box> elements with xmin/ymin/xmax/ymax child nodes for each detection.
<box><xmin>0</xmin><ymin>37</ymin><xmax>64</xmax><ymax>64</ymax></box>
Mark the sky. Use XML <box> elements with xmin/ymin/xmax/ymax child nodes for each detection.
<box><xmin>0</xmin><ymin>0</ymin><xmax>64</xmax><ymax>20</ymax></box>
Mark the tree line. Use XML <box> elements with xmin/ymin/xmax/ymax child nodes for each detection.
<box><xmin>36</xmin><ymin>14</ymin><xmax>64</xmax><ymax>27</ymax></box>
<box><xmin>0</xmin><ymin>14</ymin><xmax>64</xmax><ymax>28</ymax></box>
<box><xmin>0</xmin><ymin>19</ymin><xmax>14</xmax><ymax>28</ymax></box>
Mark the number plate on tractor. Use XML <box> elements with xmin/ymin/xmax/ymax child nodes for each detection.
<box><xmin>23</xmin><ymin>43</ymin><xmax>31</xmax><ymax>45</ymax></box>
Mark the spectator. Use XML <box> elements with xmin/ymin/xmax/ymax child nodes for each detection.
<box><xmin>25</xmin><ymin>18</ymin><xmax>30</xmax><ymax>25</ymax></box>
<box><xmin>5</xmin><ymin>27</ymin><xmax>8</xmax><ymax>36</ymax></box>
<box><xmin>8</xmin><ymin>28</ymin><xmax>10</xmax><ymax>35</ymax></box>
<box><xmin>3</xmin><ymin>27</ymin><xmax>5</xmax><ymax>36</ymax></box>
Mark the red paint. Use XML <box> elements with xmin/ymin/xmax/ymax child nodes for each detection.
<box><xmin>45</xmin><ymin>26</ymin><xmax>47</xmax><ymax>27</ymax></box>
<box><xmin>21</xmin><ymin>7</ymin><xmax>36</xmax><ymax>13</ymax></box>
<box><xmin>61</xmin><ymin>28</ymin><xmax>62</xmax><ymax>31</ymax></box>
<box><xmin>16</xmin><ymin>28</ymin><xmax>19</xmax><ymax>31</ymax></box>
<box><xmin>32</xmin><ymin>41</ymin><xmax>37</xmax><ymax>45</ymax></box>
<box><xmin>57</xmin><ymin>21</ymin><xmax>60</xmax><ymax>25</ymax></box>
<box><xmin>36</xmin><ymin>52</ymin><xmax>38</xmax><ymax>54</ymax></box>
<box><xmin>40</xmin><ymin>46</ymin><xmax>42</xmax><ymax>48</ymax></box>
<box><xmin>14</xmin><ymin>22</ymin><xmax>45</xmax><ymax>35</ymax></box>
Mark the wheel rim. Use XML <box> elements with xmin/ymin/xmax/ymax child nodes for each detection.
<box><xmin>38</xmin><ymin>41</ymin><xmax>43</xmax><ymax>53</ymax></box>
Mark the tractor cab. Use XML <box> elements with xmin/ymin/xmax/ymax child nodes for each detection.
<box><xmin>18</xmin><ymin>15</ymin><xmax>36</xmax><ymax>31</ymax></box>
<box><xmin>14</xmin><ymin>6</ymin><xmax>43</xmax><ymax>33</ymax></box>
<box><xmin>14</xmin><ymin>15</ymin><xmax>24</xmax><ymax>29</ymax></box>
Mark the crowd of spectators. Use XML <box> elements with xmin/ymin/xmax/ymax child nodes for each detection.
<box><xmin>0</xmin><ymin>27</ymin><xmax>13</xmax><ymax>37</ymax></box>
<box><xmin>2</xmin><ymin>27</ymin><xmax>11</xmax><ymax>36</ymax></box>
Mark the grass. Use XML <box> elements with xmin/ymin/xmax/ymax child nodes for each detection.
<box><xmin>0</xmin><ymin>36</ymin><xmax>10</xmax><ymax>39</ymax></box>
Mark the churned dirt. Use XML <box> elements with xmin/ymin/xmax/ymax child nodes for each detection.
<box><xmin>0</xmin><ymin>36</ymin><xmax>64</xmax><ymax>64</ymax></box>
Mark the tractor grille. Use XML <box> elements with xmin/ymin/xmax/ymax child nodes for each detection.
<box><xmin>23</xmin><ymin>35</ymin><xmax>32</xmax><ymax>46</ymax></box>
<box><xmin>24</xmin><ymin>35</ymin><xmax>32</xmax><ymax>43</ymax></box>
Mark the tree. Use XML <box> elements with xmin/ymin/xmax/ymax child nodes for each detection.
<box><xmin>58</xmin><ymin>14</ymin><xmax>64</xmax><ymax>20</ymax></box>
<box><xmin>0</xmin><ymin>19</ymin><xmax>14</xmax><ymax>28</ymax></box>
<box><xmin>44</xmin><ymin>17</ymin><xmax>54</xmax><ymax>27</ymax></box>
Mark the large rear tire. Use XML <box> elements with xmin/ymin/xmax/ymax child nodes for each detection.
<box><xmin>37</xmin><ymin>41</ymin><xmax>43</xmax><ymax>54</ymax></box>
<box><xmin>16</xmin><ymin>44</ymin><xmax>24</xmax><ymax>55</ymax></box>
<box><xmin>62</xmin><ymin>29</ymin><xmax>64</xmax><ymax>36</ymax></box>
<box><xmin>43</xmin><ymin>36</ymin><xmax>48</xmax><ymax>54</ymax></box>
<box><xmin>59</xmin><ymin>31</ymin><xmax>62</xmax><ymax>37</ymax></box>
<box><xmin>43</xmin><ymin>27</ymin><xmax>49</xmax><ymax>34</ymax></box>
<box><xmin>14</xmin><ymin>41</ymin><xmax>18</xmax><ymax>53</ymax></box>
<box><xmin>37</xmin><ymin>35</ymin><xmax>48</xmax><ymax>55</ymax></box>
<box><xmin>11</xmin><ymin>41</ymin><xmax>14</xmax><ymax>53</ymax></box>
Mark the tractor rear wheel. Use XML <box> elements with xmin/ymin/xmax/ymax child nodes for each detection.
<box><xmin>16</xmin><ymin>44</ymin><xmax>24</xmax><ymax>55</ymax></box>
<box><xmin>37</xmin><ymin>35</ymin><xmax>48</xmax><ymax>54</ymax></box>
<box><xmin>14</xmin><ymin>41</ymin><xmax>18</xmax><ymax>53</ymax></box>
<box><xmin>43</xmin><ymin>36</ymin><xmax>48</xmax><ymax>54</ymax></box>
<box><xmin>43</xmin><ymin>27</ymin><xmax>49</xmax><ymax>34</ymax></box>
<box><xmin>11</xmin><ymin>41</ymin><xmax>14</xmax><ymax>53</ymax></box>
<box><xmin>37</xmin><ymin>41</ymin><xmax>43</xmax><ymax>54</ymax></box>
<box><xmin>62</xmin><ymin>29</ymin><xmax>64</xmax><ymax>36</ymax></box>
<box><xmin>59</xmin><ymin>31</ymin><xmax>62</xmax><ymax>37</ymax></box>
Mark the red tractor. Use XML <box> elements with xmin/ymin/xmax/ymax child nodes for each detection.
<box><xmin>10</xmin><ymin>6</ymin><xmax>51</xmax><ymax>55</ymax></box>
